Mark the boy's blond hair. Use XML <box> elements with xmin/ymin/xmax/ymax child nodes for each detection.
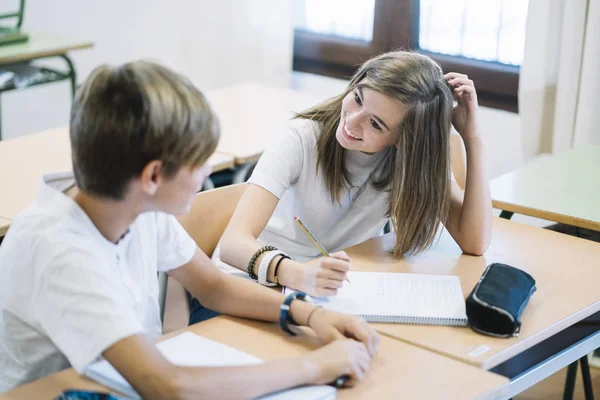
<box><xmin>70</xmin><ymin>60</ymin><xmax>220</xmax><ymax>200</ymax></box>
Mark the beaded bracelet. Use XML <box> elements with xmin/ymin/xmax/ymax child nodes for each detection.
<box><xmin>247</xmin><ymin>245</ymin><xmax>277</xmax><ymax>280</ymax></box>
<box><xmin>273</xmin><ymin>255</ymin><xmax>290</xmax><ymax>285</ymax></box>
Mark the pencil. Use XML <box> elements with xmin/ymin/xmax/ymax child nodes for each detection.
<box><xmin>294</xmin><ymin>216</ymin><xmax>351</xmax><ymax>284</ymax></box>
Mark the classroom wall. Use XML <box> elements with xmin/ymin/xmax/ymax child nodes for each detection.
<box><xmin>1</xmin><ymin>0</ymin><xmax>293</xmax><ymax>140</ymax></box>
<box><xmin>1</xmin><ymin>0</ymin><xmax>522</xmax><ymax>178</ymax></box>
<box><xmin>477</xmin><ymin>107</ymin><xmax>524</xmax><ymax>178</ymax></box>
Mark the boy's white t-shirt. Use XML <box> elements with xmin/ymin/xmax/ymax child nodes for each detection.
<box><xmin>0</xmin><ymin>172</ymin><xmax>198</xmax><ymax>392</ymax></box>
<box><xmin>246</xmin><ymin>119</ymin><xmax>390</xmax><ymax>262</ymax></box>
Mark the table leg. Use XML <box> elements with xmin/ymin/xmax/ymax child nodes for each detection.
<box><xmin>563</xmin><ymin>361</ymin><xmax>578</xmax><ymax>400</ymax></box>
<box><xmin>580</xmin><ymin>356</ymin><xmax>595</xmax><ymax>400</ymax></box>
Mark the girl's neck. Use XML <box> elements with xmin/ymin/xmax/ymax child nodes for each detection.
<box><xmin>345</xmin><ymin>148</ymin><xmax>388</xmax><ymax>169</ymax></box>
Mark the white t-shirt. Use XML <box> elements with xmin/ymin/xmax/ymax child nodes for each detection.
<box><xmin>0</xmin><ymin>172</ymin><xmax>197</xmax><ymax>392</ymax></box>
<box><xmin>247</xmin><ymin>119</ymin><xmax>390</xmax><ymax>262</ymax></box>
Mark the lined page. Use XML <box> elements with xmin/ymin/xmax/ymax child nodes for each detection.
<box><xmin>288</xmin><ymin>272</ymin><xmax>467</xmax><ymax>323</ymax></box>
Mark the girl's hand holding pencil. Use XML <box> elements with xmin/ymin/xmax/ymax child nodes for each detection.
<box><xmin>276</xmin><ymin>217</ymin><xmax>352</xmax><ymax>297</ymax></box>
<box><xmin>301</xmin><ymin>251</ymin><xmax>352</xmax><ymax>297</ymax></box>
<box><xmin>278</xmin><ymin>250</ymin><xmax>352</xmax><ymax>297</ymax></box>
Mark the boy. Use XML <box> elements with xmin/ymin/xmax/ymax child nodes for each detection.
<box><xmin>0</xmin><ymin>61</ymin><xmax>380</xmax><ymax>399</ymax></box>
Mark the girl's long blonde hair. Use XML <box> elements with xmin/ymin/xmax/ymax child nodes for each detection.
<box><xmin>295</xmin><ymin>51</ymin><xmax>454</xmax><ymax>257</ymax></box>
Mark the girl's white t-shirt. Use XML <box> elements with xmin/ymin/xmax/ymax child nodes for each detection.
<box><xmin>247</xmin><ymin>119</ymin><xmax>390</xmax><ymax>262</ymax></box>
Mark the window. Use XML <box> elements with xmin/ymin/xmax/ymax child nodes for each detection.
<box><xmin>295</xmin><ymin>0</ymin><xmax>376</xmax><ymax>42</ymax></box>
<box><xmin>293</xmin><ymin>0</ymin><xmax>529</xmax><ymax>112</ymax></box>
<box><xmin>419</xmin><ymin>0</ymin><xmax>528</xmax><ymax>65</ymax></box>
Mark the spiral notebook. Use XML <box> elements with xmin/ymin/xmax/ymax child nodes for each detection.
<box><xmin>285</xmin><ymin>271</ymin><xmax>467</xmax><ymax>326</ymax></box>
<box><xmin>84</xmin><ymin>332</ymin><xmax>336</xmax><ymax>399</ymax></box>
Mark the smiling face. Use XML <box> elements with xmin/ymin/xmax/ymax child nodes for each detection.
<box><xmin>335</xmin><ymin>86</ymin><xmax>406</xmax><ymax>154</ymax></box>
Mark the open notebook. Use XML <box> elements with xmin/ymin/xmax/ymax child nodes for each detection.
<box><xmin>84</xmin><ymin>332</ymin><xmax>336</xmax><ymax>400</ymax></box>
<box><xmin>285</xmin><ymin>271</ymin><xmax>467</xmax><ymax>326</ymax></box>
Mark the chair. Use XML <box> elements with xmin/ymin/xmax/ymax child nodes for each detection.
<box><xmin>177</xmin><ymin>183</ymin><xmax>246</xmax><ymax>257</ymax></box>
<box><xmin>0</xmin><ymin>0</ymin><xmax>26</xmax><ymax>36</ymax></box>
<box><xmin>158</xmin><ymin>183</ymin><xmax>246</xmax><ymax>323</ymax></box>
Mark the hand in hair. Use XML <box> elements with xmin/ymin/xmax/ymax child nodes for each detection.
<box><xmin>444</xmin><ymin>72</ymin><xmax>480</xmax><ymax>142</ymax></box>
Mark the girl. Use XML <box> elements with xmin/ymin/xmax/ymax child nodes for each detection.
<box><xmin>219</xmin><ymin>50</ymin><xmax>491</xmax><ymax>299</ymax></box>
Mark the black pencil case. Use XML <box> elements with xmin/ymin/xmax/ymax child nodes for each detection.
<box><xmin>466</xmin><ymin>263</ymin><xmax>536</xmax><ymax>337</ymax></box>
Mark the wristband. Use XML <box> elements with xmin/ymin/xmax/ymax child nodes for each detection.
<box><xmin>279</xmin><ymin>291</ymin><xmax>311</xmax><ymax>336</ymax></box>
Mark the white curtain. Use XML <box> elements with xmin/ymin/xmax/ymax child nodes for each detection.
<box><xmin>519</xmin><ymin>0</ymin><xmax>600</xmax><ymax>160</ymax></box>
<box><xmin>3</xmin><ymin>0</ymin><xmax>293</xmax><ymax>139</ymax></box>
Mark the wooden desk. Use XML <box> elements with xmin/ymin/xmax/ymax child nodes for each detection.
<box><xmin>208</xmin><ymin>82</ymin><xmax>323</xmax><ymax>165</ymax></box>
<box><xmin>207</xmin><ymin>151</ymin><xmax>235</xmax><ymax>172</ymax></box>
<box><xmin>0</xmin><ymin>316</ymin><xmax>508</xmax><ymax>400</ymax></box>
<box><xmin>0</xmin><ymin>33</ymin><xmax>93</xmax><ymax>64</ymax></box>
<box><xmin>0</xmin><ymin>34</ymin><xmax>94</xmax><ymax>140</ymax></box>
<box><xmin>0</xmin><ymin>126</ymin><xmax>234</xmax><ymax>225</ymax></box>
<box><xmin>344</xmin><ymin>217</ymin><xmax>600</xmax><ymax>371</ymax></box>
<box><xmin>0</xmin><ymin>127</ymin><xmax>71</xmax><ymax>221</ymax></box>
<box><xmin>490</xmin><ymin>146</ymin><xmax>600</xmax><ymax>231</ymax></box>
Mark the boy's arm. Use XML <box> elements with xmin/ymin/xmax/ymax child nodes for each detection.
<box><xmin>102</xmin><ymin>334</ymin><xmax>323</xmax><ymax>400</ymax></box>
<box><xmin>167</xmin><ymin>250</ymin><xmax>380</xmax><ymax>352</ymax></box>
<box><xmin>104</xmin><ymin>249</ymin><xmax>379</xmax><ymax>399</ymax></box>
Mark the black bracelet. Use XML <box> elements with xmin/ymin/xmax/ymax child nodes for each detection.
<box><xmin>273</xmin><ymin>255</ymin><xmax>290</xmax><ymax>285</ymax></box>
<box><xmin>247</xmin><ymin>245</ymin><xmax>277</xmax><ymax>280</ymax></box>
<box><xmin>280</xmin><ymin>291</ymin><xmax>311</xmax><ymax>336</ymax></box>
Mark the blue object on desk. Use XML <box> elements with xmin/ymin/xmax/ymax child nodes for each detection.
<box><xmin>55</xmin><ymin>390</ymin><xmax>130</xmax><ymax>400</ymax></box>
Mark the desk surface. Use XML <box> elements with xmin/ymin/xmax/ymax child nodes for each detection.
<box><xmin>0</xmin><ymin>316</ymin><xmax>508</xmax><ymax>400</ymax></box>
<box><xmin>490</xmin><ymin>145</ymin><xmax>600</xmax><ymax>230</ymax></box>
<box><xmin>0</xmin><ymin>126</ymin><xmax>234</xmax><ymax>222</ymax></box>
<box><xmin>209</xmin><ymin>80</ymin><xmax>345</xmax><ymax>165</ymax></box>
<box><xmin>345</xmin><ymin>217</ymin><xmax>600</xmax><ymax>370</ymax></box>
<box><xmin>0</xmin><ymin>33</ymin><xmax>93</xmax><ymax>64</ymax></box>
<box><xmin>207</xmin><ymin>151</ymin><xmax>235</xmax><ymax>172</ymax></box>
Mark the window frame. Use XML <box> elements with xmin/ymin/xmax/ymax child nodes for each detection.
<box><xmin>292</xmin><ymin>0</ymin><xmax>520</xmax><ymax>112</ymax></box>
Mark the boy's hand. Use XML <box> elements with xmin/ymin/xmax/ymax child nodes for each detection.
<box><xmin>308</xmin><ymin>308</ymin><xmax>381</xmax><ymax>357</ymax></box>
<box><xmin>303</xmin><ymin>339</ymin><xmax>372</xmax><ymax>387</ymax></box>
